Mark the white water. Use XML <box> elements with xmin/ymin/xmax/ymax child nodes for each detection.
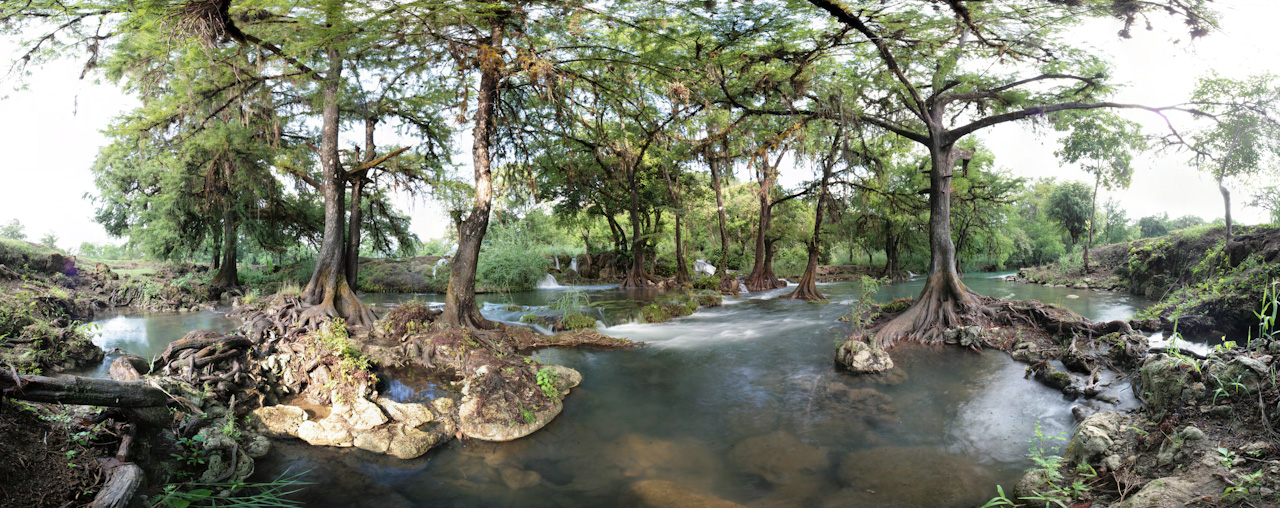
<box><xmin>694</xmin><ymin>258</ymin><xmax>716</xmax><ymax>276</ymax></box>
<box><xmin>570</xmin><ymin>257</ymin><xmax>579</xmax><ymax>273</ymax></box>
<box><xmin>537</xmin><ymin>274</ymin><xmax>565</xmax><ymax>289</ymax></box>
<box><xmin>554</xmin><ymin>257</ymin><xmax>560</xmax><ymax>270</ymax></box>
<box><xmin>432</xmin><ymin>257</ymin><xmax>448</xmax><ymax>278</ymax></box>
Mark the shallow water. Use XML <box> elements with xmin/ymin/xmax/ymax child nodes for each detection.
<box><xmin>242</xmin><ymin>274</ymin><xmax>1153</xmax><ymax>507</ymax></box>
<box><xmin>78</xmin><ymin>309</ymin><xmax>239</xmax><ymax>377</ymax></box>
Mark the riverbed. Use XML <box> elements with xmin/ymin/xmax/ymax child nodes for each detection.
<box><xmin>91</xmin><ymin>273</ymin><xmax>1155</xmax><ymax>507</ymax></box>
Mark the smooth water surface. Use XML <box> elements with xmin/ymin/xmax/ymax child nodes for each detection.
<box><xmin>247</xmin><ymin>273</ymin><xmax>1152</xmax><ymax>508</ymax></box>
<box><xmin>81</xmin><ymin>309</ymin><xmax>239</xmax><ymax>377</ymax></box>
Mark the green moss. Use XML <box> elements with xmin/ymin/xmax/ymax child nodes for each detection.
<box><xmin>692</xmin><ymin>275</ymin><xmax>718</xmax><ymax>290</ymax></box>
<box><xmin>560</xmin><ymin>313</ymin><xmax>596</xmax><ymax>330</ymax></box>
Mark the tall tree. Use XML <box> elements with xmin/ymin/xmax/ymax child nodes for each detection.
<box><xmin>1180</xmin><ymin>74</ymin><xmax>1280</xmax><ymax>236</ymax></box>
<box><xmin>795</xmin><ymin>0</ymin><xmax>1215</xmax><ymax>345</ymax></box>
<box><xmin>1055</xmin><ymin>111</ymin><xmax>1144</xmax><ymax>271</ymax></box>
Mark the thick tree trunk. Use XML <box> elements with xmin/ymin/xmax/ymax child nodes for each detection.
<box><xmin>581</xmin><ymin>232</ymin><xmax>593</xmax><ymax>275</ymax></box>
<box><xmin>873</xmin><ymin>141</ymin><xmax>981</xmax><ymax>347</ymax></box>
<box><xmin>0</xmin><ymin>371</ymin><xmax>170</xmax><ymax>407</ymax></box>
<box><xmin>301</xmin><ymin>46</ymin><xmax>375</xmax><ymax>330</ymax></box>
<box><xmin>210</xmin><ymin>207</ymin><xmax>238</xmax><ymax>288</ymax></box>
<box><xmin>620</xmin><ymin>165</ymin><xmax>657</xmax><ymax>289</ymax></box>
<box><xmin>440</xmin><ymin>20</ymin><xmax>504</xmax><ymax>330</ymax></box>
<box><xmin>708</xmin><ymin>147</ymin><xmax>731</xmax><ymax>276</ymax></box>
<box><xmin>1219</xmin><ymin>173</ymin><xmax>1233</xmax><ymax>236</ymax></box>
<box><xmin>744</xmin><ymin>155</ymin><xmax>783</xmax><ymax>291</ymax></box>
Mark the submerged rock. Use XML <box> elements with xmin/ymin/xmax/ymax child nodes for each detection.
<box><xmin>628</xmin><ymin>480</ymin><xmax>746</xmax><ymax>508</ymax></box>
<box><xmin>834</xmin><ymin>340</ymin><xmax>894</xmax><ymax>373</ymax></box>
<box><xmin>835</xmin><ymin>446</ymin><xmax>997</xmax><ymax>505</ymax></box>
<box><xmin>728</xmin><ymin>430</ymin><xmax>830</xmax><ymax>486</ymax></box>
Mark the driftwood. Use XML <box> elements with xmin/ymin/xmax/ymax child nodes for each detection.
<box><xmin>88</xmin><ymin>462</ymin><xmax>144</xmax><ymax>508</ymax></box>
<box><xmin>109</xmin><ymin>356</ymin><xmax>173</xmax><ymax>427</ymax></box>
<box><xmin>0</xmin><ymin>369</ymin><xmax>169</xmax><ymax>407</ymax></box>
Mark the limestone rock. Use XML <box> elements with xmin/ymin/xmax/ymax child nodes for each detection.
<box><xmin>1207</xmin><ymin>355</ymin><xmax>1269</xmax><ymax>395</ymax></box>
<box><xmin>728</xmin><ymin>430</ymin><xmax>830</xmax><ymax>485</ymax></box>
<box><xmin>834</xmin><ymin>340</ymin><xmax>893</xmax><ymax>373</ymax></box>
<box><xmin>249</xmin><ymin>405</ymin><xmax>308</xmax><ymax>438</ymax></box>
<box><xmin>1064</xmin><ymin>411</ymin><xmax>1129</xmax><ymax>466</ymax></box>
<box><xmin>1140</xmin><ymin>354</ymin><xmax>1205</xmax><ymax>409</ymax></box>
<box><xmin>1110</xmin><ymin>476</ymin><xmax>1200</xmax><ymax>508</ymax></box>
<box><xmin>375</xmin><ymin>397</ymin><xmax>434</xmax><ymax>428</ymax></box>
<box><xmin>458</xmin><ymin>397</ymin><xmax>563</xmax><ymax>442</ymax></box>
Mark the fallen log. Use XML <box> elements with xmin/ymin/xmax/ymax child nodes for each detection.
<box><xmin>89</xmin><ymin>460</ymin><xmax>143</xmax><ymax>508</ymax></box>
<box><xmin>0</xmin><ymin>370</ymin><xmax>169</xmax><ymax>407</ymax></box>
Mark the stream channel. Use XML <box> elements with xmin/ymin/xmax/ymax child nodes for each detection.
<box><xmin>87</xmin><ymin>273</ymin><xmax>1158</xmax><ymax>507</ymax></box>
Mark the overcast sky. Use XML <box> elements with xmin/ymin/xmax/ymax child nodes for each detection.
<box><xmin>1</xmin><ymin>1</ymin><xmax>1276</xmax><ymax>251</ymax></box>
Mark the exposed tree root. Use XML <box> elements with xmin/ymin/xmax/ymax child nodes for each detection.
<box><xmin>869</xmin><ymin>274</ymin><xmax>1133</xmax><ymax>350</ymax></box>
<box><xmin>619</xmin><ymin>270</ymin><xmax>664</xmax><ymax>290</ymax></box>
<box><xmin>784</xmin><ymin>269</ymin><xmax>825</xmax><ymax>301</ymax></box>
<box><xmin>743</xmin><ymin>271</ymin><xmax>786</xmax><ymax>292</ymax></box>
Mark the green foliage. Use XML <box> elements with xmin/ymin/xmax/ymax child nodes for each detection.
<box><xmin>847</xmin><ymin>276</ymin><xmax>888</xmax><ymax>327</ymax></box>
<box><xmin>1046</xmin><ymin>182</ymin><xmax>1093</xmax><ymax>247</ymax></box>
<box><xmin>37</xmin><ymin>231</ymin><xmax>58</xmax><ymax>249</ymax></box>
<box><xmin>560</xmin><ymin>313</ymin><xmax>597</xmax><ymax>330</ymax></box>
<box><xmin>478</xmin><ymin>220</ymin><xmax>551</xmax><ymax>293</ymax></box>
<box><xmin>536</xmin><ymin>367</ymin><xmax>561</xmax><ymax>400</ymax></box>
<box><xmin>691</xmin><ymin>275</ymin><xmax>718</xmax><ymax>290</ymax></box>
<box><xmin>1</xmin><ymin>219</ymin><xmax>27</xmax><ymax>240</ymax></box>
<box><xmin>152</xmin><ymin>469</ymin><xmax>310</xmax><ymax>508</ymax></box>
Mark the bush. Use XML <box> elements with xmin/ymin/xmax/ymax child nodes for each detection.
<box><xmin>560</xmin><ymin>313</ymin><xmax>597</xmax><ymax>330</ymax></box>
<box><xmin>692</xmin><ymin>275</ymin><xmax>718</xmax><ymax>290</ymax></box>
<box><xmin>477</xmin><ymin>242</ymin><xmax>546</xmax><ymax>292</ymax></box>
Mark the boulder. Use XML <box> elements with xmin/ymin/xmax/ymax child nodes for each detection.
<box><xmin>458</xmin><ymin>397</ymin><xmax>563</xmax><ymax>442</ymax></box>
<box><xmin>835</xmin><ymin>340</ymin><xmax>893</xmax><ymax>373</ymax></box>
<box><xmin>728</xmin><ymin>430</ymin><xmax>830</xmax><ymax>485</ymax></box>
<box><xmin>1206</xmin><ymin>355</ymin><xmax>1269</xmax><ymax>395</ymax></box>
<box><xmin>249</xmin><ymin>405</ymin><xmax>308</xmax><ymax>438</ymax></box>
<box><xmin>1139</xmin><ymin>354</ymin><xmax>1205</xmax><ymax>410</ymax></box>
<box><xmin>1064</xmin><ymin>411</ymin><xmax>1129</xmax><ymax>466</ymax></box>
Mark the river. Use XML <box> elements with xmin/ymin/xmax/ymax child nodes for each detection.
<box><xmin>89</xmin><ymin>273</ymin><xmax>1155</xmax><ymax>507</ymax></box>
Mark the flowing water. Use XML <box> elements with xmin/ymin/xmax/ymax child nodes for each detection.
<box><xmin>90</xmin><ymin>273</ymin><xmax>1156</xmax><ymax>507</ymax></box>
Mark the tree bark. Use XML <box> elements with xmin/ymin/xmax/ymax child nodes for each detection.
<box><xmin>300</xmin><ymin>42</ymin><xmax>375</xmax><ymax>330</ymax></box>
<box><xmin>619</xmin><ymin>163</ymin><xmax>657</xmax><ymax>289</ymax></box>
<box><xmin>210</xmin><ymin>205</ymin><xmax>239</xmax><ymax>288</ymax></box>
<box><xmin>786</xmin><ymin>156</ymin><xmax>831</xmax><ymax>301</ymax></box>
<box><xmin>744</xmin><ymin>153</ymin><xmax>784</xmax><ymax>291</ymax></box>
<box><xmin>1086</xmin><ymin>173</ymin><xmax>1099</xmax><ymax>272</ymax></box>
<box><xmin>440</xmin><ymin>18</ymin><xmax>504</xmax><ymax>330</ymax></box>
<box><xmin>0</xmin><ymin>372</ymin><xmax>169</xmax><ymax>407</ymax></box>
<box><xmin>344</xmin><ymin>117</ymin><xmax>377</xmax><ymax>290</ymax></box>
<box><xmin>708</xmin><ymin>146</ymin><xmax>731</xmax><ymax>277</ymax></box>
<box><xmin>873</xmin><ymin>140</ymin><xmax>980</xmax><ymax>346</ymax></box>
<box><xmin>1218</xmin><ymin>172</ymin><xmax>1233</xmax><ymax>236</ymax></box>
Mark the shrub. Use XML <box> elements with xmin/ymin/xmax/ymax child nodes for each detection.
<box><xmin>692</xmin><ymin>275</ymin><xmax>718</xmax><ymax>290</ymax></box>
<box><xmin>478</xmin><ymin>243</ymin><xmax>547</xmax><ymax>292</ymax></box>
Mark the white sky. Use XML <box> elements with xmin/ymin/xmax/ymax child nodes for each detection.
<box><xmin>1</xmin><ymin>1</ymin><xmax>1277</xmax><ymax>251</ymax></box>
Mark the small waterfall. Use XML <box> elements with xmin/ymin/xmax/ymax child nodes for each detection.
<box><xmin>694</xmin><ymin>259</ymin><xmax>716</xmax><ymax>276</ymax></box>
<box><xmin>554</xmin><ymin>257</ymin><xmax>561</xmax><ymax>270</ymax></box>
<box><xmin>537</xmin><ymin>274</ymin><xmax>564</xmax><ymax>289</ymax></box>
<box><xmin>570</xmin><ymin>257</ymin><xmax>579</xmax><ymax>273</ymax></box>
<box><xmin>432</xmin><ymin>258</ymin><xmax>449</xmax><ymax>278</ymax></box>
<box><xmin>738</xmin><ymin>281</ymin><xmax>749</xmax><ymax>293</ymax></box>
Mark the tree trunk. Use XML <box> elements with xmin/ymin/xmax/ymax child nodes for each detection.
<box><xmin>0</xmin><ymin>371</ymin><xmax>170</xmax><ymax>407</ymax></box>
<box><xmin>300</xmin><ymin>44</ymin><xmax>375</xmax><ymax>330</ymax></box>
<box><xmin>708</xmin><ymin>146</ymin><xmax>731</xmax><ymax>277</ymax></box>
<box><xmin>440</xmin><ymin>19</ymin><xmax>503</xmax><ymax>330</ymax></box>
<box><xmin>619</xmin><ymin>164</ymin><xmax>656</xmax><ymax>289</ymax></box>
<box><xmin>744</xmin><ymin>154</ymin><xmax>783</xmax><ymax>291</ymax></box>
<box><xmin>1086</xmin><ymin>173</ymin><xmax>1099</xmax><ymax>273</ymax></box>
<box><xmin>580</xmin><ymin>232</ymin><xmax>593</xmax><ymax>275</ymax></box>
<box><xmin>209</xmin><ymin>206</ymin><xmax>239</xmax><ymax>288</ymax></box>
<box><xmin>1219</xmin><ymin>172</ymin><xmax>1233</xmax><ymax>236</ymax></box>
<box><xmin>873</xmin><ymin>141</ymin><xmax>980</xmax><ymax>347</ymax></box>
<box><xmin>344</xmin><ymin>117</ymin><xmax>378</xmax><ymax>290</ymax></box>
<box><xmin>786</xmin><ymin>158</ymin><xmax>830</xmax><ymax>301</ymax></box>
<box><xmin>674</xmin><ymin>214</ymin><xmax>690</xmax><ymax>283</ymax></box>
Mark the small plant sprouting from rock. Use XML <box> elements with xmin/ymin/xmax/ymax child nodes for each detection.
<box><xmin>536</xmin><ymin>367</ymin><xmax>561</xmax><ymax>400</ymax></box>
